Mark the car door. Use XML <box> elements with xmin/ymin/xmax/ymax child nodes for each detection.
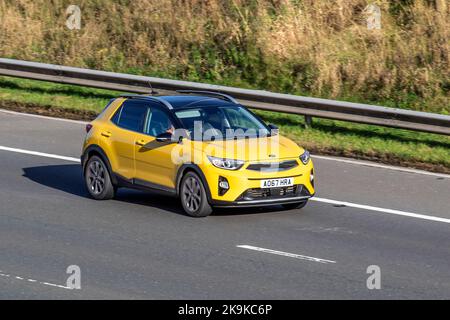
<box><xmin>134</xmin><ymin>105</ymin><xmax>180</xmax><ymax>192</ymax></box>
<box><xmin>103</xmin><ymin>100</ymin><xmax>149</xmax><ymax>180</ymax></box>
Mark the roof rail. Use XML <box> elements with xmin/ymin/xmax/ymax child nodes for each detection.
<box><xmin>176</xmin><ymin>90</ymin><xmax>238</xmax><ymax>104</ymax></box>
<box><xmin>119</xmin><ymin>94</ymin><xmax>173</xmax><ymax>110</ymax></box>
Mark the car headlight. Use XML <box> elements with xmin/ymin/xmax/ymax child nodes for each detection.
<box><xmin>207</xmin><ymin>156</ymin><xmax>244</xmax><ymax>170</ymax></box>
<box><xmin>300</xmin><ymin>150</ymin><xmax>311</xmax><ymax>165</ymax></box>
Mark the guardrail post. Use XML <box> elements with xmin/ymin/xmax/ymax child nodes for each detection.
<box><xmin>304</xmin><ymin>115</ymin><xmax>313</xmax><ymax>128</ymax></box>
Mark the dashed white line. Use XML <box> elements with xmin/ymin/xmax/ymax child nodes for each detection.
<box><xmin>0</xmin><ymin>144</ymin><xmax>448</xmax><ymax>225</ymax></box>
<box><xmin>0</xmin><ymin>270</ymin><xmax>72</xmax><ymax>290</ymax></box>
<box><xmin>40</xmin><ymin>282</ymin><xmax>72</xmax><ymax>289</ymax></box>
<box><xmin>237</xmin><ymin>245</ymin><xmax>336</xmax><ymax>264</ymax></box>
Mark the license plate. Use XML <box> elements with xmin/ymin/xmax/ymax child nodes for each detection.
<box><xmin>260</xmin><ymin>177</ymin><xmax>294</xmax><ymax>189</ymax></box>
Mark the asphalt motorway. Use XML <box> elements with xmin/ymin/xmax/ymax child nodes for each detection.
<box><xmin>0</xmin><ymin>109</ymin><xmax>449</xmax><ymax>299</ymax></box>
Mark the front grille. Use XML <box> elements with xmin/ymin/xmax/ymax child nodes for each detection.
<box><xmin>246</xmin><ymin>160</ymin><xmax>298</xmax><ymax>172</ymax></box>
<box><xmin>240</xmin><ymin>185</ymin><xmax>298</xmax><ymax>200</ymax></box>
<box><xmin>238</xmin><ymin>184</ymin><xmax>311</xmax><ymax>201</ymax></box>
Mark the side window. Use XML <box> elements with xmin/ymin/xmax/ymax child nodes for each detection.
<box><xmin>145</xmin><ymin>107</ymin><xmax>174</xmax><ymax>137</ymax></box>
<box><xmin>111</xmin><ymin>104</ymin><xmax>122</xmax><ymax>125</ymax></box>
<box><xmin>111</xmin><ymin>100</ymin><xmax>148</xmax><ymax>133</ymax></box>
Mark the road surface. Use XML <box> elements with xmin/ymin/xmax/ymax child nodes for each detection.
<box><xmin>0</xmin><ymin>109</ymin><xmax>449</xmax><ymax>299</ymax></box>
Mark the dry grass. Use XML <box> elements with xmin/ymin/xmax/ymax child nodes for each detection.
<box><xmin>0</xmin><ymin>0</ymin><xmax>449</xmax><ymax>112</ymax></box>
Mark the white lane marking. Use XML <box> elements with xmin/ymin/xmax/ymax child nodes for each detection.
<box><xmin>40</xmin><ymin>282</ymin><xmax>72</xmax><ymax>289</ymax></box>
<box><xmin>237</xmin><ymin>245</ymin><xmax>336</xmax><ymax>264</ymax></box>
<box><xmin>312</xmin><ymin>155</ymin><xmax>450</xmax><ymax>179</ymax></box>
<box><xmin>0</xmin><ymin>146</ymin><xmax>80</xmax><ymax>163</ymax></box>
<box><xmin>1</xmin><ymin>109</ymin><xmax>448</xmax><ymax>178</ymax></box>
<box><xmin>311</xmin><ymin>197</ymin><xmax>450</xmax><ymax>224</ymax></box>
<box><xmin>0</xmin><ymin>270</ymin><xmax>72</xmax><ymax>290</ymax></box>
<box><xmin>0</xmin><ymin>144</ymin><xmax>449</xmax><ymax>225</ymax></box>
<box><xmin>0</xmin><ymin>109</ymin><xmax>88</xmax><ymax>124</ymax></box>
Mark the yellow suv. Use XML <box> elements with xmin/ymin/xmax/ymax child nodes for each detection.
<box><xmin>81</xmin><ymin>91</ymin><xmax>315</xmax><ymax>217</ymax></box>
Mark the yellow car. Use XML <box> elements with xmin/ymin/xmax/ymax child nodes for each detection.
<box><xmin>81</xmin><ymin>91</ymin><xmax>315</xmax><ymax>217</ymax></box>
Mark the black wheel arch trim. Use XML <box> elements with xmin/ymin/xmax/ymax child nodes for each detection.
<box><xmin>176</xmin><ymin>164</ymin><xmax>213</xmax><ymax>202</ymax></box>
<box><xmin>81</xmin><ymin>145</ymin><xmax>118</xmax><ymax>185</ymax></box>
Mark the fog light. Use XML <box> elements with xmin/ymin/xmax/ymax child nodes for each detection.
<box><xmin>218</xmin><ymin>176</ymin><xmax>229</xmax><ymax>196</ymax></box>
<box><xmin>310</xmin><ymin>169</ymin><xmax>315</xmax><ymax>188</ymax></box>
<box><xmin>219</xmin><ymin>180</ymin><xmax>229</xmax><ymax>189</ymax></box>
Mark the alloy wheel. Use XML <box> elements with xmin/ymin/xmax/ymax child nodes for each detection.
<box><xmin>182</xmin><ymin>176</ymin><xmax>202</xmax><ymax>213</ymax></box>
<box><xmin>86</xmin><ymin>160</ymin><xmax>106</xmax><ymax>195</ymax></box>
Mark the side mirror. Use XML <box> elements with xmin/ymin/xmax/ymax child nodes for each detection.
<box><xmin>268</xmin><ymin>124</ymin><xmax>279</xmax><ymax>135</ymax></box>
<box><xmin>156</xmin><ymin>132</ymin><xmax>174</xmax><ymax>142</ymax></box>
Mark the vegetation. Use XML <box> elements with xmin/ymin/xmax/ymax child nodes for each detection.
<box><xmin>0</xmin><ymin>1</ymin><xmax>448</xmax><ymax>171</ymax></box>
<box><xmin>0</xmin><ymin>0</ymin><xmax>448</xmax><ymax>113</ymax></box>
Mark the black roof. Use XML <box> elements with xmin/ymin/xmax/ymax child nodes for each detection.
<box><xmin>119</xmin><ymin>92</ymin><xmax>238</xmax><ymax>110</ymax></box>
<box><xmin>158</xmin><ymin>95</ymin><xmax>236</xmax><ymax>109</ymax></box>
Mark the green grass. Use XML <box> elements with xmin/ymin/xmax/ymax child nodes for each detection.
<box><xmin>0</xmin><ymin>77</ymin><xmax>115</xmax><ymax>112</ymax></box>
<box><xmin>0</xmin><ymin>76</ymin><xmax>449</xmax><ymax>171</ymax></box>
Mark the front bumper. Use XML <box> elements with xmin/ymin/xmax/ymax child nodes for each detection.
<box><xmin>201</xmin><ymin>158</ymin><xmax>315</xmax><ymax>205</ymax></box>
<box><xmin>210</xmin><ymin>182</ymin><xmax>313</xmax><ymax>207</ymax></box>
<box><xmin>211</xmin><ymin>194</ymin><xmax>314</xmax><ymax>208</ymax></box>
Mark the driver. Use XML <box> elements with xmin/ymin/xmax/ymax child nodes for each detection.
<box><xmin>166</xmin><ymin>119</ymin><xmax>175</xmax><ymax>134</ymax></box>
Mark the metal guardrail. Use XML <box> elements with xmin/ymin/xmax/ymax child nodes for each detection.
<box><xmin>0</xmin><ymin>58</ymin><xmax>448</xmax><ymax>135</ymax></box>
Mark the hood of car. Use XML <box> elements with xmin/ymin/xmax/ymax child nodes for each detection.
<box><xmin>194</xmin><ymin>135</ymin><xmax>304</xmax><ymax>162</ymax></box>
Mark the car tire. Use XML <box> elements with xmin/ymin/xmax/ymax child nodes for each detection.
<box><xmin>180</xmin><ymin>172</ymin><xmax>212</xmax><ymax>217</ymax></box>
<box><xmin>282</xmin><ymin>200</ymin><xmax>308</xmax><ymax>210</ymax></box>
<box><xmin>84</xmin><ymin>155</ymin><xmax>115</xmax><ymax>200</ymax></box>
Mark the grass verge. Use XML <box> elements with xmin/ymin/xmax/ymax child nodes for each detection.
<box><xmin>0</xmin><ymin>76</ymin><xmax>449</xmax><ymax>174</ymax></box>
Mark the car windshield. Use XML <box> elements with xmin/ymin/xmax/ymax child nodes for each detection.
<box><xmin>174</xmin><ymin>106</ymin><xmax>271</xmax><ymax>141</ymax></box>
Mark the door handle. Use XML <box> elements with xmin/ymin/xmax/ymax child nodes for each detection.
<box><xmin>101</xmin><ymin>131</ymin><xmax>112</xmax><ymax>138</ymax></box>
<box><xmin>135</xmin><ymin>139</ymin><xmax>146</xmax><ymax>146</ymax></box>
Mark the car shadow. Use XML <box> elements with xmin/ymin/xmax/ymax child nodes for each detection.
<box><xmin>22</xmin><ymin>164</ymin><xmax>89</xmax><ymax>198</ymax></box>
<box><xmin>22</xmin><ymin>164</ymin><xmax>287</xmax><ymax>217</ymax></box>
<box><xmin>21</xmin><ymin>164</ymin><xmax>185</xmax><ymax>216</ymax></box>
<box><xmin>212</xmin><ymin>207</ymin><xmax>286</xmax><ymax>216</ymax></box>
